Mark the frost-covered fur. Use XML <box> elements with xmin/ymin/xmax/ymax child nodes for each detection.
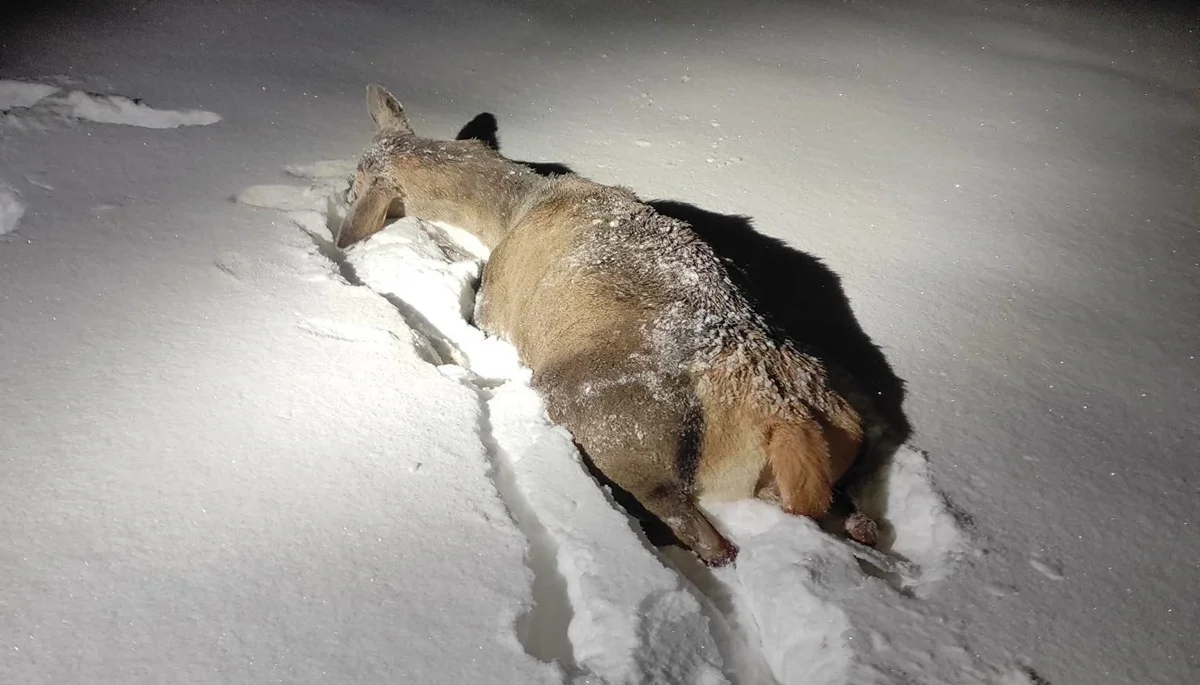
<box><xmin>338</xmin><ymin>84</ymin><xmax>874</xmax><ymax>565</ymax></box>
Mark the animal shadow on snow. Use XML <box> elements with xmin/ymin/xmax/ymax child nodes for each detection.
<box><xmin>456</xmin><ymin>112</ymin><xmax>913</xmax><ymax>550</ymax></box>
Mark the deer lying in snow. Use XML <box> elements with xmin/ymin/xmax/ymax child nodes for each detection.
<box><xmin>337</xmin><ymin>84</ymin><xmax>881</xmax><ymax>565</ymax></box>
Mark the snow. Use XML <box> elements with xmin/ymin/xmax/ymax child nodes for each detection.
<box><xmin>861</xmin><ymin>446</ymin><xmax>968</xmax><ymax>591</ymax></box>
<box><xmin>0</xmin><ymin>79</ymin><xmax>59</xmax><ymax>109</ymax></box>
<box><xmin>0</xmin><ymin>183</ymin><xmax>23</xmax><ymax>235</ymax></box>
<box><xmin>1</xmin><ymin>79</ymin><xmax>220</xmax><ymax>128</ymax></box>
<box><xmin>1</xmin><ymin>0</ymin><xmax>1197</xmax><ymax>684</ymax></box>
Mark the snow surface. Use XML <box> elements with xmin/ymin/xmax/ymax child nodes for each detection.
<box><xmin>0</xmin><ymin>183</ymin><xmax>23</xmax><ymax>235</ymax></box>
<box><xmin>0</xmin><ymin>79</ymin><xmax>59</xmax><ymax>109</ymax></box>
<box><xmin>0</xmin><ymin>78</ymin><xmax>221</xmax><ymax>128</ymax></box>
<box><xmin>1</xmin><ymin>0</ymin><xmax>1197</xmax><ymax>683</ymax></box>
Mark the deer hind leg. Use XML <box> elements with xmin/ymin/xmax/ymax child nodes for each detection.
<box><xmin>585</xmin><ymin>453</ymin><xmax>737</xmax><ymax>567</ymax></box>
<box><xmin>572</xmin><ymin>419</ymin><xmax>737</xmax><ymax>566</ymax></box>
<box><xmin>834</xmin><ymin>488</ymin><xmax>879</xmax><ymax>547</ymax></box>
<box><xmin>766</xmin><ymin>417</ymin><xmax>835</xmax><ymax>521</ymax></box>
<box><xmin>533</xmin><ymin>367</ymin><xmax>736</xmax><ymax>565</ymax></box>
<box><xmin>629</xmin><ymin>478</ymin><xmax>735</xmax><ymax>566</ymax></box>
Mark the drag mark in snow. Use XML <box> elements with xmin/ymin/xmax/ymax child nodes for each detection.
<box><xmin>234</xmin><ymin>175</ymin><xmax>583</xmax><ymax>676</ymax></box>
<box><xmin>339</xmin><ymin>238</ymin><xmax>584</xmax><ymax>671</ymax></box>
<box><xmin>24</xmin><ymin>176</ymin><xmax>54</xmax><ymax>191</ymax></box>
<box><xmin>348</xmin><ymin>249</ymin><xmax>584</xmax><ymax>674</ymax></box>
<box><xmin>464</xmin><ymin>378</ymin><xmax>581</xmax><ymax>670</ymax></box>
<box><xmin>295</xmin><ymin>318</ymin><xmax>412</xmax><ymax>347</ymax></box>
<box><xmin>1029</xmin><ymin>557</ymin><xmax>1066</xmax><ymax>581</ymax></box>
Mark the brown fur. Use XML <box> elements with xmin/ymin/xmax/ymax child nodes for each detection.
<box><xmin>338</xmin><ymin>85</ymin><xmax>876</xmax><ymax>565</ymax></box>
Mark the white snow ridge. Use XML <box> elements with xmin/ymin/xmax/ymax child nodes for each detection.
<box><xmin>0</xmin><ymin>79</ymin><xmax>220</xmax><ymax>128</ymax></box>
<box><xmin>0</xmin><ymin>80</ymin><xmax>59</xmax><ymax>109</ymax></box>
<box><xmin>0</xmin><ymin>184</ymin><xmax>25</xmax><ymax>236</ymax></box>
<box><xmin>232</xmin><ymin>162</ymin><xmax>1023</xmax><ymax>685</ymax></box>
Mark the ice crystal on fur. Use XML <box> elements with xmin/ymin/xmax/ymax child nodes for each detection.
<box><xmin>564</xmin><ymin>182</ymin><xmax>836</xmax><ymax>418</ymax></box>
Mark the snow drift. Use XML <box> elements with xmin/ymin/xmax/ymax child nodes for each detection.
<box><xmin>0</xmin><ymin>183</ymin><xmax>24</xmax><ymax>235</ymax></box>
<box><xmin>0</xmin><ymin>79</ymin><xmax>220</xmax><ymax>128</ymax></box>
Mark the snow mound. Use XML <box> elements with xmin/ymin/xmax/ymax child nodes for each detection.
<box><xmin>234</xmin><ymin>163</ymin><xmax>1010</xmax><ymax>684</ymax></box>
<box><xmin>60</xmin><ymin>90</ymin><xmax>221</xmax><ymax>128</ymax></box>
<box><xmin>0</xmin><ymin>80</ymin><xmax>59</xmax><ymax>109</ymax></box>
<box><xmin>0</xmin><ymin>79</ymin><xmax>220</xmax><ymax>128</ymax></box>
<box><xmin>714</xmin><ymin>510</ymin><xmax>859</xmax><ymax>683</ymax></box>
<box><xmin>709</xmin><ymin>502</ymin><xmax>1028</xmax><ymax>684</ymax></box>
<box><xmin>887</xmin><ymin>451</ymin><xmax>970</xmax><ymax>587</ymax></box>
<box><xmin>863</xmin><ymin>447</ymin><xmax>971</xmax><ymax>593</ymax></box>
<box><xmin>0</xmin><ymin>184</ymin><xmax>25</xmax><ymax>236</ymax></box>
<box><xmin>347</xmin><ymin>221</ymin><xmax>518</xmax><ymax>375</ymax></box>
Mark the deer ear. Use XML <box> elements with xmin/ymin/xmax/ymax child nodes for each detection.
<box><xmin>366</xmin><ymin>84</ymin><xmax>413</xmax><ymax>134</ymax></box>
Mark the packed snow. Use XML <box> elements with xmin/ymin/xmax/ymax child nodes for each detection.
<box><xmin>0</xmin><ymin>79</ymin><xmax>59</xmax><ymax>109</ymax></box>
<box><xmin>0</xmin><ymin>183</ymin><xmax>23</xmax><ymax>235</ymax></box>
<box><xmin>1</xmin><ymin>0</ymin><xmax>1196</xmax><ymax>684</ymax></box>
<box><xmin>1</xmin><ymin>79</ymin><xmax>221</xmax><ymax>128</ymax></box>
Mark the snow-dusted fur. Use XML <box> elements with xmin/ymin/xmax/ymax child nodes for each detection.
<box><xmin>338</xmin><ymin>84</ymin><xmax>882</xmax><ymax>565</ymax></box>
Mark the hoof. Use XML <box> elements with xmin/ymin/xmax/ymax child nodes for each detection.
<box><xmin>845</xmin><ymin>511</ymin><xmax>879</xmax><ymax>547</ymax></box>
<box><xmin>701</xmin><ymin>541</ymin><xmax>739</xmax><ymax>567</ymax></box>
